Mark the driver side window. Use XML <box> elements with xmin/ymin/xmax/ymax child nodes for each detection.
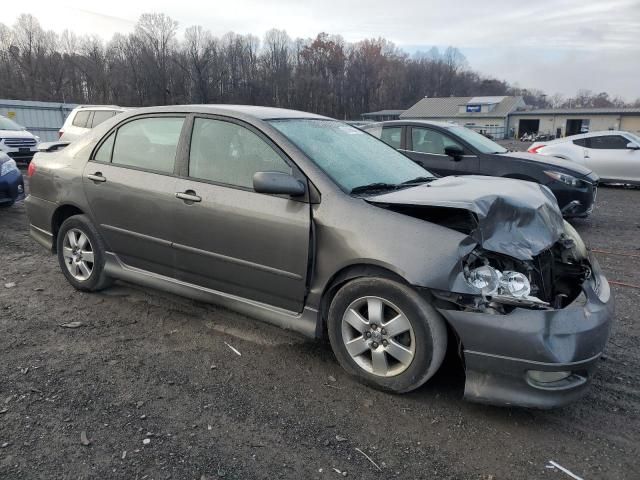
<box><xmin>411</xmin><ymin>127</ymin><xmax>464</xmax><ymax>155</ymax></box>
<box><xmin>588</xmin><ymin>135</ymin><xmax>631</xmax><ymax>150</ymax></box>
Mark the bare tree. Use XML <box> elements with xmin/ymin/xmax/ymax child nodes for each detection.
<box><xmin>0</xmin><ymin>12</ymin><xmax>634</xmax><ymax>117</ymax></box>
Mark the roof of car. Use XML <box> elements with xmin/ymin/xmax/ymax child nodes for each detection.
<box><xmin>542</xmin><ymin>130</ymin><xmax>635</xmax><ymax>144</ymax></box>
<box><xmin>120</xmin><ymin>105</ymin><xmax>330</xmax><ymax>121</ymax></box>
<box><xmin>362</xmin><ymin>119</ymin><xmax>456</xmax><ymax>129</ymax></box>
<box><xmin>74</xmin><ymin>105</ymin><xmax>127</xmax><ymax>111</ymax></box>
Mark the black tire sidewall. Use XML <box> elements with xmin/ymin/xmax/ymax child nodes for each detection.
<box><xmin>327</xmin><ymin>277</ymin><xmax>447</xmax><ymax>393</ymax></box>
<box><xmin>56</xmin><ymin>214</ymin><xmax>109</xmax><ymax>291</ymax></box>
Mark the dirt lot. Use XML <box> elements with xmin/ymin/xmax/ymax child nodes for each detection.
<box><xmin>1</xmin><ymin>179</ymin><xmax>639</xmax><ymax>480</ymax></box>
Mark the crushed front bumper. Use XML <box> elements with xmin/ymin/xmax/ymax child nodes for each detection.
<box><xmin>437</xmin><ymin>256</ymin><xmax>613</xmax><ymax>408</ymax></box>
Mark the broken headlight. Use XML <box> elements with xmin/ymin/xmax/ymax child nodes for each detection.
<box><xmin>465</xmin><ymin>266</ymin><xmax>531</xmax><ymax>298</ymax></box>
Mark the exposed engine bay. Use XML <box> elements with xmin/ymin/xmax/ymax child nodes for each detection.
<box><xmin>369</xmin><ymin>179</ymin><xmax>592</xmax><ymax>313</ymax></box>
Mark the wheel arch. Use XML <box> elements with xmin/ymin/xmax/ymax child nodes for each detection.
<box><xmin>51</xmin><ymin>203</ymin><xmax>85</xmax><ymax>253</ymax></box>
<box><xmin>316</xmin><ymin>263</ymin><xmax>411</xmax><ymax>339</ymax></box>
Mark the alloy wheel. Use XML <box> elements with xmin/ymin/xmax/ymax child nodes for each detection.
<box><xmin>341</xmin><ymin>296</ymin><xmax>416</xmax><ymax>377</ymax></box>
<box><xmin>62</xmin><ymin>228</ymin><xmax>95</xmax><ymax>281</ymax></box>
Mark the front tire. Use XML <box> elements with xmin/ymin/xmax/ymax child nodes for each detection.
<box><xmin>56</xmin><ymin>215</ymin><xmax>112</xmax><ymax>291</ymax></box>
<box><xmin>327</xmin><ymin>277</ymin><xmax>447</xmax><ymax>393</ymax></box>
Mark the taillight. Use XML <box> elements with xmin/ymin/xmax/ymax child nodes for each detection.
<box><xmin>528</xmin><ymin>145</ymin><xmax>545</xmax><ymax>154</ymax></box>
<box><xmin>27</xmin><ymin>161</ymin><xmax>36</xmax><ymax>177</ymax></box>
<box><xmin>58</xmin><ymin>131</ymin><xmax>63</xmax><ymax>138</ymax></box>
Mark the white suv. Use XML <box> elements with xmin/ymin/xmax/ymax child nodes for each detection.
<box><xmin>59</xmin><ymin>105</ymin><xmax>126</xmax><ymax>142</ymax></box>
<box><xmin>0</xmin><ymin>115</ymin><xmax>39</xmax><ymax>163</ymax></box>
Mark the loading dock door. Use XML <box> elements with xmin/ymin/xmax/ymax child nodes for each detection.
<box><xmin>566</xmin><ymin>119</ymin><xmax>589</xmax><ymax>136</ymax></box>
<box><xmin>518</xmin><ymin>119</ymin><xmax>539</xmax><ymax>137</ymax></box>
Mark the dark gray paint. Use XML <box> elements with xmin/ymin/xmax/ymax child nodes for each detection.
<box><xmin>24</xmin><ymin>105</ymin><xmax>614</xmax><ymax>408</ymax></box>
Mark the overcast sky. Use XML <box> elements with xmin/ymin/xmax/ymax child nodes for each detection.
<box><xmin>5</xmin><ymin>0</ymin><xmax>640</xmax><ymax>100</ymax></box>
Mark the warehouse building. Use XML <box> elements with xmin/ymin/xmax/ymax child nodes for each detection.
<box><xmin>399</xmin><ymin>95</ymin><xmax>526</xmax><ymax>139</ymax></box>
<box><xmin>360</xmin><ymin>109</ymin><xmax>405</xmax><ymax>122</ymax></box>
<box><xmin>509</xmin><ymin>107</ymin><xmax>640</xmax><ymax>138</ymax></box>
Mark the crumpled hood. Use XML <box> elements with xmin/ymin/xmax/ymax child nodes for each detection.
<box><xmin>499</xmin><ymin>151</ymin><xmax>593</xmax><ymax>177</ymax></box>
<box><xmin>367</xmin><ymin>175</ymin><xmax>566</xmax><ymax>260</ymax></box>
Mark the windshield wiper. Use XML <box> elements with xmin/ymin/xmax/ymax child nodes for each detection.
<box><xmin>350</xmin><ymin>182</ymin><xmax>399</xmax><ymax>194</ymax></box>
<box><xmin>400</xmin><ymin>176</ymin><xmax>436</xmax><ymax>185</ymax></box>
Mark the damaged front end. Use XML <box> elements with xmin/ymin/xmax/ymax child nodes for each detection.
<box><xmin>445</xmin><ymin>221</ymin><xmax>593</xmax><ymax>313</ymax></box>
<box><xmin>368</xmin><ymin>176</ymin><xmax>614</xmax><ymax>407</ymax></box>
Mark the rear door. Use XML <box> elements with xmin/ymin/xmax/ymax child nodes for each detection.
<box><xmin>583</xmin><ymin>134</ymin><xmax>640</xmax><ymax>182</ymax></box>
<box><xmin>83</xmin><ymin>114</ymin><xmax>187</xmax><ymax>277</ymax></box>
<box><xmin>402</xmin><ymin>126</ymin><xmax>479</xmax><ymax>176</ymax></box>
<box><xmin>171</xmin><ymin>116</ymin><xmax>311</xmax><ymax>312</ymax></box>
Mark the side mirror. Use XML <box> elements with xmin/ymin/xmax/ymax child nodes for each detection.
<box><xmin>627</xmin><ymin>142</ymin><xmax>640</xmax><ymax>150</ymax></box>
<box><xmin>253</xmin><ymin>171</ymin><xmax>306</xmax><ymax>197</ymax></box>
<box><xmin>444</xmin><ymin>144</ymin><xmax>464</xmax><ymax>160</ymax></box>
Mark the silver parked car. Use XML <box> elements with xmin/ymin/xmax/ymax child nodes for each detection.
<box><xmin>25</xmin><ymin>106</ymin><xmax>613</xmax><ymax>408</ymax></box>
<box><xmin>529</xmin><ymin>130</ymin><xmax>640</xmax><ymax>185</ymax></box>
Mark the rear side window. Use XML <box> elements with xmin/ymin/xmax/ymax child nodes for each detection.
<box><xmin>572</xmin><ymin>138</ymin><xmax>589</xmax><ymax>147</ymax></box>
<box><xmin>94</xmin><ymin>132</ymin><xmax>115</xmax><ymax>162</ymax></box>
<box><xmin>588</xmin><ymin>135</ymin><xmax>630</xmax><ymax>150</ymax></box>
<box><xmin>91</xmin><ymin>110</ymin><xmax>117</xmax><ymax>128</ymax></box>
<box><xmin>380</xmin><ymin>127</ymin><xmax>402</xmax><ymax>149</ymax></box>
<box><xmin>189</xmin><ymin>118</ymin><xmax>291</xmax><ymax>189</ymax></box>
<box><xmin>111</xmin><ymin>117</ymin><xmax>185</xmax><ymax>174</ymax></box>
<box><xmin>72</xmin><ymin>111</ymin><xmax>91</xmax><ymax>128</ymax></box>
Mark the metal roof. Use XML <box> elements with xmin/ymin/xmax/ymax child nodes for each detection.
<box><xmin>361</xmin><ymin>109</ymin><xmax>406</xmax><ymax>116</ymax></box>
<box><xmin>467</xmin><ymin>96</ymin><xmax>506</xmax><ymax>105</ymax></box>
<box><xmin>511</xmin><ymin>107</ymin><xmax>640</xmax><ymax>116</ymax></box>
<box><xmin>400</xmin><ymin>96</ymin><xmax>524</xmax><ymax>119</ymax></box>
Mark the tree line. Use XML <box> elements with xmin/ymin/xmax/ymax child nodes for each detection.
<box><xmin>0</xmin><ymin>13</ymin><xmax>637</xmax><ymax>119</ymax></box>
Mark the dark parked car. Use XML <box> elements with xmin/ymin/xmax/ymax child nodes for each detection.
<box><xmin>0</xmin><ymin>153</ymin><xmax>25</xmax><ymax>208</ymax></box>
<box><xmin>25</xmin><ymin>106</ymin><xmax>613</xmax><ymax>408</ymax></box>
<box><xmin>362</xmin><ymin>120</ymin><xmax>599</xmax><ymax>217</ymax></box>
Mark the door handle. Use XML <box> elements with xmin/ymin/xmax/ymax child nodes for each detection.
<box><xmin>87</xmin><ymin>172</ymin><xmax>106</xmax><ymax>182</ymax></box>
<box><xmin>175</xmin><ymin>190</ymin><xmax>202</xmax><ymax>203</ymax></box>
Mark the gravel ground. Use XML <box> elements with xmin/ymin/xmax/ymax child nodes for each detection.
<box><xmin>1</xmin><ymin>179</ymin><xmax>639</xmax><ymax>480</ymax></box>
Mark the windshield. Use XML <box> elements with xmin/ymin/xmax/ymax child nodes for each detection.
<box><xmin>0</xmin><ymin>116</ymin><xmax>25</xmax><ymax>131</ymax></box>
<box><xmin>446</xmin><ymin>126</ymin><xmax>507</xmax><ymax>154</ymax></box>
<box><xmin>268</xmin><ymin>119</ymin><xmax>433</xmax><ymax>192</ymax></box>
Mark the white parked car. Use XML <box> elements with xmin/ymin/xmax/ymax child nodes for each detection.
<box><xmin>59</xmin><ymin>105</ymin><xmax>126</xmax><ymax>142</ymax></box>
<box><xmin>0</xmin><ymin>115</ymin><xmax>39</xmax><ymax>163</ymax></box>
<box><xmin>530</xmin><ymin>131</ymin><xmax>640</xmax><ymax>185</ymax></box>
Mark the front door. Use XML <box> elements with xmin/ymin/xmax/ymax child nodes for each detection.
<box><xmin>171</xmin><ymin>116</ymin><xmax>311</xmax><ymax>312</ymax></box>
<box><xmin>82</xmin><ymin>115</ymin><xmax>186</xmax><ymax>277</ymax></box>
<box><xmin>584</xmin><ymin>134</ymin><xmax>640</xmax><ymax>183</ymax></box>
<box><xmin>402</xmin><ymin>126</ymin><xmax>479</xmax><ymax>176</ymax></box>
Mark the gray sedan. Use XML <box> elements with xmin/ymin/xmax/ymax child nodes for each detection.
<box><xmin>25</xmin><ymin>106</ymin><xmax>613</xmax><ymax>408</ymax></box>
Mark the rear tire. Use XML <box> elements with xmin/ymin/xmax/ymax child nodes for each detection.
<box><xmin>56</xmin><ymin>215</ymin><xmax>112</xmax><ymax>292</ymax></box>
<box><xmin>327</xmin><ymin>277</ymin><xmax>447</xmax><ymax>393</ymax></box>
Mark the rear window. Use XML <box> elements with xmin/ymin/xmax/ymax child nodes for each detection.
<box><xmin>72</xmin><ymin>111</ymin><xmax>91</xmax><ymax>128</ymax></box>
<box><xmin>91</xmin><ymin>110</ymin><xmax>117</xmax><ymax>128</ymax></box>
